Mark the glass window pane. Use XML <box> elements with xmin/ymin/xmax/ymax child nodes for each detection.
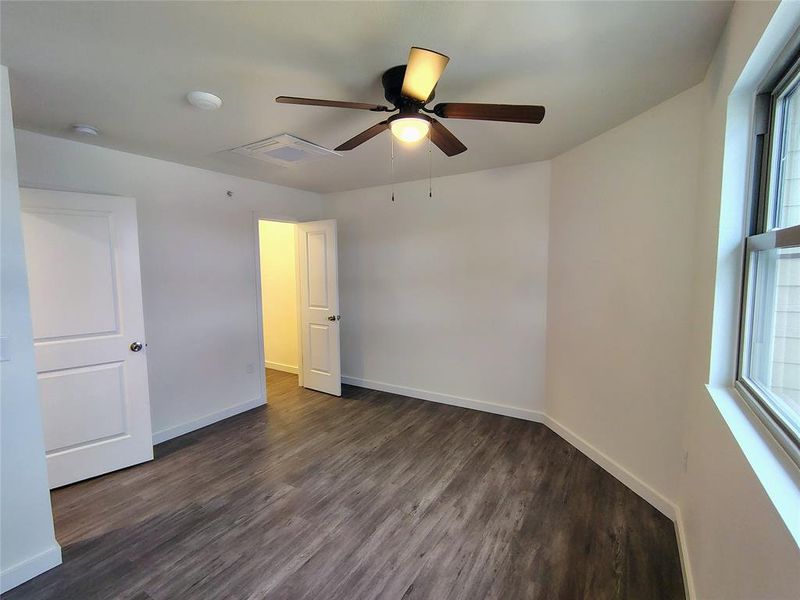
<box><xmin>745</xmin><ymin>247</ymin><xmax>800</xmax><ymax>437</ymax></box>
<box><xmin>775</xmin><ymin>81</ymin><xmax>800</xmax><ymax>228</ymax></box>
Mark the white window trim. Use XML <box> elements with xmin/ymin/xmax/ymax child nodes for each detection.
<box><xmin>707</xmin><ymin>7</ymin><xmax>800</xmax><ymax>547</ymax></box>
<box><xmin>737</xmin><ymin>223</ymin><xmax>800</xmax><ymax>467</ymax></box>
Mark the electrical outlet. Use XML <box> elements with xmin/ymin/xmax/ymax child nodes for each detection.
<box><xmin>246</xmin><ymin>363</ymin><xmax>255</xmax><ymax>374</ymax></box>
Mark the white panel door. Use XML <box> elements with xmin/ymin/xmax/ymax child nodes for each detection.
<box><xmin>21</xmin><ymin>188</ymin><xmax>153</xmax><ymax>488</ymax></box>
<box><xmin>297</xmin><ymin>219</ymin><xmax>341</xmax><ymax>396</ymax></box>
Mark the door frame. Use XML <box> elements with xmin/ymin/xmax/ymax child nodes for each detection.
<box><xmin>251</xmin><ymin>211</ymin><xmax>304</xmax><ymax>404</ymax></box>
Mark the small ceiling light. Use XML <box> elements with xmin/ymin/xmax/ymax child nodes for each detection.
<box><xmin>71</xmin><ymin>124</ymin><xmax>99</xmax><ymax>136</ymax></box>
<box><xmin>186</xmin><ymin>91</ymin><xmax>223</xmax><ymax>110</ymax></box>
<box><xmin>390</xmin><ymin>116</ymin><xmax>430</xmax><ymax>143</ymax></box>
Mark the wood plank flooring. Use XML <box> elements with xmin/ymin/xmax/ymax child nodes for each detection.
<box><xmin>4</xmin><ymin>370</ymin><xmax>684</xmax><ymax>599</ymax></box>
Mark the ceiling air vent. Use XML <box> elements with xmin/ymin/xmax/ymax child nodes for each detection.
<box><xmin>229</xmin><ymin>134</ymin><xmax>340</xmax><ymax>167</ymax></box>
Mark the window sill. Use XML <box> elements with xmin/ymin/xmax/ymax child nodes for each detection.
<box><xmin>705</xmin><ymin>384</ymin><xmax>800</xmax><ymax>546</ymax></box>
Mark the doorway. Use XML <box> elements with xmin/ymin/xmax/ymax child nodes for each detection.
<box><xmin>255</xmin><ymin>217</ymin><xmax>342</xmax><ymax>400</ymax></box>
<box><xmin>258</xmin><ymin>220</ymin><xmax>302</xmax><ymax>397</ymax></box>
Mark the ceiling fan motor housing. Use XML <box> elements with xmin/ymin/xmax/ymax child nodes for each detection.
<box><xmin>382</xmin><ymin>65</ymin><xmax>434</xmax><ymax>109</ymax></box>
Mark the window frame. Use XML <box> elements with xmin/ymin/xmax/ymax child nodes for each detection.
<box><xmin>736</xmin><ymin>51</ymin><xmax>800</xmax><ymax>470</ymax></box>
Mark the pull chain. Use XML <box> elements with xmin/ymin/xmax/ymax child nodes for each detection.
<box><xmin>391</xmin><ymin>134</ymin><xmax>395</xmax><ymax>202</ymax></box>
<box><xmin>428</xmin><ymin>131</ymin><xmax>433</xmax><ymax>198</ymax></box>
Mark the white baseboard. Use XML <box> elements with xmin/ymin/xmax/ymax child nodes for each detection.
<box><xmin>341</xmin><ymin>375</ymin><xmax>546</xmax><ymax>423</ymax></box>
<box><xmin>151</xmin><ymin>396</ymin><xmax>265</xmax><ymax>445</ymax></box>
<box><xmin>674</xmin><ymin>506</ymin><xmax>696</xmax><ymax>599</ymax></box>
<box><xmin>265</xmin><ymin>361</ymin><xmax>298</xmax><ymax>375</ymax></box>
<box><xmin>342</xmin><ymin>375</ymin><xmax>677</xmax><ymax>520</ymax></box>
<box><xmin>0</xmin><ymin>543</ymin><xmax>62</xmax><ymax>594</ymax></box>
<box><xmin>543</xmin><ymin>415</ymin><xmax>677</xmax><ymax>520</ymax></box>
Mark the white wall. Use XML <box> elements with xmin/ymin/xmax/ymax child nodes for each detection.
<box><xmin>547</xmin><ymin>84</ymin><xmax>703</xmax><ymax>506</ymax></box>
<box><xmin>259</xmin><ymin>220</ymin><xmax>299</xmax><ymax>374</ymax></box>
<box><xmin>14</xmin><ymin>130</ymin><xmax>324</xmax><ymax>442</ymax></box>
<box><xmin>0</xmin><ymin>67</ymin><xmax>61</xmax><ymax>593</ymax></box>
<box><xmin>326</xmin><ymin>162</ymin><xmax>550</xmax><ymax>418</ymax></box>
<box><xmin>681</xmin><ymin>1</ymin><xmax>800</xmax><ymax>598</ymax></box>
<box><xmin>546</xmin><ymin>2</ymin><xmax>800</xmax><ymax>598</ymax></box>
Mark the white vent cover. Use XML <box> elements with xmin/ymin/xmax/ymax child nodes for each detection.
<box><xmin>229</xmin><ymin>134</ymin><xmax>341</xmax><ymax>167</ymax></box>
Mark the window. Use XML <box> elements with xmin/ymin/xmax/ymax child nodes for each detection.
<box><xmin>738</xmin><ymin>53</ymin><xmax>800</xmax><ymax>467</ymax></box>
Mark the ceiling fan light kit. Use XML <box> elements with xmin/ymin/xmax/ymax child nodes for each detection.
<box><xmin>276</xmin><ymin>46</ymin><xmax>545</xmax><ymax>157</ymax></box>
<box><xmin>389</xmin><ymin>115</ymin><xmax>430</xmax><ymax>143</ymax></box>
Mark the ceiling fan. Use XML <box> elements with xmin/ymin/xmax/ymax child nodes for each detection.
<box><xmin>275</xmin><ymin>47</ymin><xmax>545</xmax><ymax>157</ymax></box>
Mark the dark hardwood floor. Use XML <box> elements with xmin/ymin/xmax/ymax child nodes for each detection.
<box><xmin>5</xmin><ymin>370</ymin><xmax>684</xmax><ymax>599</ymax></box>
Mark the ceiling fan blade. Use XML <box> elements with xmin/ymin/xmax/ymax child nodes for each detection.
<box><xmin>401</xmin><ymin>47</ymin><xmax>450</xmax><ymax>103</ymax></box>
<box><xmin>429</xmin><ymin>119</ymin><xmax>467</xmax><ymax>157</ymax></box>
<box><xmin>433</xmin><ymin>103</ymin><xmax>545</xmax><ymax>124</ymax></box>
<box><xmin>335</xmin><ymin>121</ymin><xmax>390</xmax><ymax>151</ymax></box>
<box><xmin>276</xmin><ymin>96</ymin><xmax>390</xmax><ymax>112</ymax></box>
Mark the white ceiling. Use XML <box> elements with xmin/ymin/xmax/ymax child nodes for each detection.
<box><xmin>1</xmin><ymin>1</ymin><xmax>731</xmax><ymax>193</ymax></box>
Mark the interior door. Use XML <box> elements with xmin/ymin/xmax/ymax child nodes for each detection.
<box><xmin>21</xmin><ymin>188</ymin><xmax>153</xmax><ymax>488</ymax></box>
<box><xmin>297</xmin><ymin>219</ymin><xmax>341</xmax><ymax>396</ymax></box>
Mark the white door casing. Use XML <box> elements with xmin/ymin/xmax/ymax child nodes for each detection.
<box><xmin>297</xmin><ymin>219</ymin><xmax>341</xmax><ymax>396</ymax></box>
<box><xmin>21</xmin><ymin>189</ymin><xmax>153</xmax><ymax>488</ymax></box>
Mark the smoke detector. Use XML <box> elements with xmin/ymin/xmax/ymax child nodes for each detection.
<box><xmin>187</xmin><ymin>91</ymin><xmax>222</xmax><ymax>110</ymax></box>
<box><xmin>229</xmin><ymin>134</ymin><xmax>340</xmax><ymax>167</ymax></box>
<box><xmin>71</xmin><ymin>124</ymin><xmax>99</xmax><ymax>136</ymax></box>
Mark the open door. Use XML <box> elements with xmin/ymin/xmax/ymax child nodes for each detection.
<box><xmin>297</xmin><ymin>219</ymin><xmax>341</xmax><ymax>396</ymax></box>
<box><xmin>21</xmin><ymin>189</ymin><xmax>153</xmax><ymax>488</ymax></box>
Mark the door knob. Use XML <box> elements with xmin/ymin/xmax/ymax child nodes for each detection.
<box><xmin>327</xmin><ymin>315</ymin><xmax>336</xmax><ymax>321</ymax></box>
<box><xmin>130</xmin><ymin>341</ymin><xmax>144</xmax><ymax>352</ymax></box>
